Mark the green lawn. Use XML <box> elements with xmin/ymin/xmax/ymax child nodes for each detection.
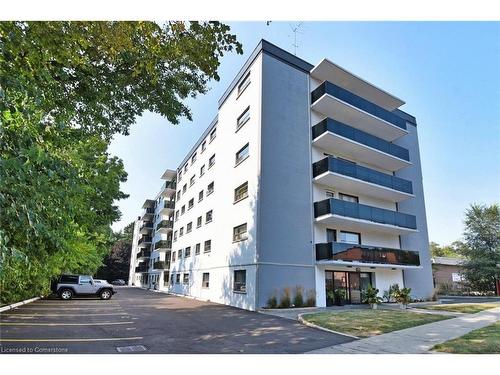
<box><xmin>432</xmin><ymin>321</ymin><xmax>500</xmax><ymax>353</ymax></box>
<box><xmin>420</xmin><ymin>303</ymin><xmax>500</xmax><ymax>314</ymax></box>
<box><xmin>301</xmin><ymin>309</ymin><xmax>451</xmax><ymax>338</ymax></box>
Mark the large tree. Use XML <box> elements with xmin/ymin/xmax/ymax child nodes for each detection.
<box><xmin>429</xmin><ymin>241</ymin><xmax>463</xmax><ymax>258</ymax></box>
<box><xmin>0</xmin><ymin>21</ymin><xmax>242</xmax><ymax>304</ymax></box>
<box><xmin>459</xmin><ymin>203</ymin><xmax>500</xmax><ymax>293</ymax></box>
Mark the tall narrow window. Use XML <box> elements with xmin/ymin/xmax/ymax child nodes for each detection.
<box><xmin>235</xmin><ymin>143</ymin><xmax>249</xmax><ymax>166</ymax></box>
<box><xmin>191</xmin><ymin>152</ymin><xmax>197</xmax><ymax>164</ymax></box>
<box><xmin>200</xmin><ymin>164</ymin><xmax>205</xmax><ymax>177</ymax></box>
<box><xmin>190</xmin><ymin>175</ymin><xmax>195</xmax><ymax>186</ymax></box>
<box><xmin>195</xmin><ymin>243</ymin><xmax>201</xmax><ymax>255</ymax></box>
<box><xmin>202</xmin><ymin>273</ymin><xmax>210</xmax><ymax>288</ymax></box>
<box><xmin>234</xmin><ymin>182</ymin><xmax>249</xmax><ymax>203</ymax></box>
<box><xmin>236</xmin><ymin>106</ymin><xmax>250</xmax><ymax>131</ymax></box>
<box><xmin>201</xmin><ymin>140</ymin><xmax>207</xmax><ymax>153</ymax></box>
<box><xmin>207</xmin><ymin>182</ymin><xmax>214</xmax><ymax>195</ymax></box>
<box><xmin>186</xmin><ymin>222</ymin><xmax>192</xmax><ymax>233</ymax></box>
<box><xmin>199</xmin><ymin>190</ymin><xmax>204</xmax><ymax>202</ymax></box>
<box><xmin>188</xmin><ymin>198</ymin><xmax>194</xmax><ymax>210</ymax></box>
<box><xmin>210</xmin><ymin>128</ymin><xmax>216</xmax><ymax>142</ymax></box>
<box><xmin>208</xmin><ymin>154</ymin><xmax>215</xmax><ymax>169</ymax></box>
<box><xmin>206</xmin><ymin>210</ymin><xmax>213</xmax><ymax>223</ymax></box>
<box><xmin>237</xmin><ymin>72</ymin><xmax>251</xmax><ymax>95</ymax></box>
<box><xmin>204</xmin><ymin>240</ymin><xmax>211</xmax><ymax>253</ymax></box>
<box><xmin>233</xmin><ymin>270</ymin><xmax>246</xmax><ymax>293</ymax></box>
<box><xmin>185</xmin><ymin>246</ymin><xmax>191</xmax><ymax>257</ymax></box>
<box><xmin>326</xmin><ymin>228</ymin><xmax>337</xmax><ymax>242</ymax></box>
<box><xmin>183</xmin><ymin>273</ymin><xmax>189</xmax><ymax>285</ymax></box>
<box><xmin>197</xmin><ymin>216</ymin><xmax>202</xmax><ymax>228</ymax></box>
<box><xmin>233</xmin><ymin>223</ymin><xmax>248</xmax><ymax>242</ymax></box>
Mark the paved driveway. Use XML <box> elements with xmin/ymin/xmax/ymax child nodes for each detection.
<box><xmin>0</xmin><ymin>287</ymin><xmax>354</xmax><ymax>354</ymax></box>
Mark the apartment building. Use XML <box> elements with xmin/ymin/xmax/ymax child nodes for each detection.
<box><xmin>128</xmin><ymin>39</ymin><xmax>434</xmax><ymax>310</ymax></box>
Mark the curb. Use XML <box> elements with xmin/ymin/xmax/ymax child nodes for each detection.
<box><xmin>0</xmin><ymin>296</ymin><xmax>42</xmax><ymax>313</ymax></box>
<box><xmin>297</xmin><ymin>313</ymin><xmax>360</xmax><ymax>339</ymax></box>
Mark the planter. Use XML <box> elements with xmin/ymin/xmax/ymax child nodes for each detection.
<box><xmin>370</xmin><ymin>303</ymin><xmax>378</xmax><ymax>310</ymax></box>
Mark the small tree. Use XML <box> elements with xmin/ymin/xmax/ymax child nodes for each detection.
<box><xmin>305</xmin><ymin>289</ymin><xmax>316</xmax><ymax>307</ymax></box>
<box><xmin>394</xmin><ymin>287</ymin><xmax>412</xmax><ymax>308</ymax></box>
<box><xmin>293</xmin><ymin>286</ymin><xmax>304</xmax><ymax>307</ymax></box>
<box><xmin>279</xmin><ymin>287</ymin><xmax>291</xmax><ymax>308</ymax></box>
<box><xmin>362</xmin><ymin>286</ymin><xmax>382</xmax><ymax>309</ymax></box>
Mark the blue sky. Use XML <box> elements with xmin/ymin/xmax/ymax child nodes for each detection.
<box><xmin>109</xmin><ymin>21</ymin><xmax>500</xmax><ymax>246</ymax></box>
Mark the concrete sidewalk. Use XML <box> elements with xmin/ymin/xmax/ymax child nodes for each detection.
<box><xmin>308</xmin><ymin>307</ymin><xmax>500</xmax><ymax>354</ymax></box>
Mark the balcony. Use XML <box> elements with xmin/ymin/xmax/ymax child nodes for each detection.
<box><xmin>156</xmin><ymin>220</ymin><xmax>173</xmax><ymax>234</ymax></box>
<box><xmin>137</xmin><ymin>249</ymin><xmax>151</xmax><ymax>260</ymax></box>
<box><xmin>313</xmin><ymin>157</ymin><xmax>413</xmax><ymax>202</ymax></box>
<box><xmin>135</xmin><ymin>264</ymin><xmax>149</xmax><ymax>273</ymax></box>
<box><xmin>137</xmin><ymin>235</ymin><xmax>152</xmax><ymax>246</ymax></box>
<box><xmin>160</xmin><ymin>200</ymin><xmax>175</xmax><ymax>215</ymax></box>
<box><xmin>153</xmin><ymin>261</ymin><xmax>170</xmax><ymax>270</ymax></box>
<box><xmin>314</xmin><ymin>198</ymin><xmax>417</xmax><ymax>235</ymax></box>
<box><xmin>315</xmin><ymin>242</ymin><xmax>420</xmax><ymax>267</ymax></box>
<box><xmin>312</xmin><ymin>118</ymin><xmax>411</xmax><ymax>171</ymax></box>
<box><xmin>139</xmin><ymin>221</ymin><xmax>153</xmax><ymax>234</ymax></box>
<box><xmin>160</xmin><ymin>181</ymin><xmax>177</xmax><ymax>198</ymax></box>
<box><xmin>140</xmin><ymin>207</ymin><xmax>155</xmax><ymax>220</ymax></box>
<box><xmin>311</xmin><ymin>81</ymin><xmax>408</xmax><ymax>141</ymax></box>
<box><xmin>154</xmin><ymin>240</ymin><xmax>172</xmax><ymax>251</ymax></box>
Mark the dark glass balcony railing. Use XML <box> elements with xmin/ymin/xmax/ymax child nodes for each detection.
<box><xmin>135</xmin><ymin>264</ymin><xmax>149</xmax><ymax>273</ymax></box>
<box><xmin>316</xmin><ymin>242</ymin><xmax>420</xmax><ymax>266</ymax></box>
<box><xmin>311</xmin><ymin>81</ymin><xmax>407</xmax><ymax>130</ymax></box>
<box><xmin>313</xmin><ymin>157</ymin><xmax>413</xmax><ymax>195</ymax></box>
<box><xmin>153</xmin><ymin>261</ymin><xmax>170</xmax><ymax>270</ymax></box>
<box><xmin>137</xmin><ymin>249</ymin><xmax>151</xmax><ymax>259</ymax></box>
<box><xmin>142</xmin><ymin>207</ymin><xmax>155</xmax><ymax>215</ymax></box>
<box><xmin>312</xmin><ymin>118</ymin><xmax>410</xmax><ymax>161</ymax></box>
<box><xmin>314</xmin><ymin>198</ymin><xmax>417</xmax><ymax>230</ymax></box>
<box><xmin>138</xmin><ymin>236</ymin><xmax>152</xmax><ymax>245</ymax></box>
<box><xmin>139</xmin><ymin>221</ymin><xmax>153</xmax><ymax>231</ymax></box>
<box><xmin>164</xmin><ymin>181</ymin><xmax>177</xmax><ymax>190</ymax></box>
<box><xmin>154</xmin><ymin>240</ymin><xmax>172</xmax><ymax>250</ymax></box>
<box><xmin>163</xmin><ymin>201</ymin><xmax>175</xmax><ymax>209</ymax></box>
<box><xmin>156</xmin><ymin>220</ymin><xmax>173</xmax><ymax>231</ymax></box>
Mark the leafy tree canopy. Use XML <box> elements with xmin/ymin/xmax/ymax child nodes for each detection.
<box><xmin>430</xmin><ymin>241</ymin><xmax>463</xmax><ymax>258</ymax></box>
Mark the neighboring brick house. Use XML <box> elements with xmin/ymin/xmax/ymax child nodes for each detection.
<box><xmin>432</xmin><ymin>257</ymin><xmax>465</xmax><ymax>292</ymax></box>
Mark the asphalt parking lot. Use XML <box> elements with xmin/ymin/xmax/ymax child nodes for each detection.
<box><xmin>0</xmin><ymin>287</ymin><xmax>354</xmax><ymax>354</ymax></box>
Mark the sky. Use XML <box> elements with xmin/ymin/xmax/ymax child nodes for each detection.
<box><xmin>109</xmin><ymin>21</ymin><xmax>500</xmax><ymax>246</ymax></box>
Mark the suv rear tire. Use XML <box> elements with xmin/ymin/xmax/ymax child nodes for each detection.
<box><xmin>59</xmin><ymin>288</ymin><xmax>73</xmax><ymax>300</ymax></box>
<box><xmin>99</xmin><ymin>289</ymin><xmax>112</xmax><ymax>300</ymax></box>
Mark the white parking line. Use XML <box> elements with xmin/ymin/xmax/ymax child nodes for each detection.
<box><xmin>0</xmin><ymin>337</ymin><xmax>143</xmax><ymax>343</ymax></box>
<box><xmin>0</xmin><ymin>321</ymin><xmax>134</xmax><ymax>326</ymax></box>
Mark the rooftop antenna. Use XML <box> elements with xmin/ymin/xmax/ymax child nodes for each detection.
<box><xmin>289</xmin><ymin>22</ymin><xmax>303</xmax><ymax>56</ymax></box>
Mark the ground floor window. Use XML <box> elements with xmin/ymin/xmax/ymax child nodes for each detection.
<box><xmin>183</xmin><ymin>273</ymin><xmax>189</xmax><ymax>285</ymax></box>
<box><xmin>202</xmin><ymin>272</ymin><xmax>210</xmax><ymax>288</ymax></box>
<box><xmin>233</xmin><ymin>270</ymin><xmax>246</xmax><ymax>293</ymax></box>
<box><xmin>176</xmin><ymin>274</ymin><xmax>180</xmax><ymax>284</ymax></box>
<box><xmin>325</xmin><ymin>270</ymin><xmax>372</xmax><ymax>306</ymax></box>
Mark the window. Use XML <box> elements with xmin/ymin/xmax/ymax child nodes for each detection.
<box><xmin>183</xmin><ymin>273</ymin><xmax>189</xmax><ymax>285</ymax></box>
<box><xmin>339</xmin><ymin>193</ymin><xmax>359</xmax><ymax>203</ymax></box>
<box><xmin>209</xmin><ymin>128</ymin><xmax>216</xmax><ymax>142</ymax></box>
<box><xmin>339</xmin><ymin>231</ymin><xmax>361</xmax><ymax>245</ymax></box>
<box><xmin>185</xmin><ymin>246</ymin><xmax>191</xmax><ymax>257</ymax></box>
<box><xmin>195</xmin><ymin>243</ymin><xmax>201</xmax><ymax>255</ymax></box>
<box><xmin>191</xmin><ymin>152</ymin><xmax>197</xmax><ymax>164</ymax></box>
<box><xmin>200</xmin><ymin>164</ymin><xmax>205</xmax><ymax>177</ymax></box>
<box><xmin>187</xmin><ymin>222</ymin><xmax>192</xmax><ymax>233</ymax></box>
<box><xmin>181</xmin><ymin>205</ymin><xmax>186</xmax><ymax>215</ymax></box>
<box><xmin>207</xmin><ymin>182</ymin><xmax>214</xmax><ymax>195</ymax></box>
<box><xmin>233</xmin><ymin>223</ymin><xmax>248</xmax><ymax>242</ymax></box>
<box><xmin>233</xmin><ymin>270</ymin><xmax>246</xmax><ymax>293</ymax></box>
<box><xmin>201</xmin><ymin>140</ymin><xmax>206</xmax><ymax>153</ymax></box>
<box><xmin>178</xmin><ymin>249</ymin><xmax>183</xmax><ymax>259</ymax></box>
<box><xmin>171</xmin><ymin>273</ymin><xmax>175</xmax><ymax>284</ymax></box>
<box><xmin>325</xmin><ymin>190</ymin><xmax>335</xmax><ymax>198</ymax></box>
<box><xmin>202</xmin><ymin>273</ymin><xmax>210</xmax><ymax>288</ymax></box>
<box><xmin>237</xmin><ymin>72</ymin><xmax>251</xmax><ymax>95</ymax></box>
<box><xmin>204</xmin><ymin>240</ymin><xmax>211</xmax><ymax>253</ymax></box>
<box><xmin>235</xmin><ymin>143</ymin><xmax>249</xmax><ymax>166</ymax></box>
<box><xmin>184</xmin><ymin>164</ymin><xmax>188</xmax><ymax>173</ymax></box>
<box><xmin>179</xmin><ymin>227</ymin><xmax>184</xmax><ymax>237</ymax></box>
<box><xmin>60</xmin><ymin>275</ymin><xmax>79</xmax><ymax>284</ymax></box>
<box><xmin>208</xmin><ymin>154</ymin><xmax>215</xmax><ymax>169</ymax></box>
<box><xmin>172</xmin><ymin>251</ymin><xmax>176</xmax><ymax>262</ymax></box>
<box><xmin>188</xmin><ymin>198</ymin><xmax>194</xmax><ymax>210</ymax></box>
<box><xmin>198</xmin><ymin>190</ymin><xmax>204</xmax><ymax>202</ymax></box>
<box><xmin>176</xmin><ymin>274</ymin><xmax>180</xmax><ymax>284</ymax></box>
<box><xmin>183</xmin><ymin>184</ymin><xmax>187</xmax><ymax>193</ymax></box>
<box><xmin>190</xmin><ymin>175</ymin><xmax>195</xmax><ymax>186</ymax></box>
<box><xmin>175</xmin><ymin>210</ymin><xmax>179</xmax><ymax>221</ymax></box>
<box><xmin>236</xmin><ymin>106</ymin><xmax>250</xmax><ymax>131</ymax></box>
<box><xmin>197</xmin><ymin>216</ymin><xmax>202</xmax><ymax>228</ymax></box>
<box><xmin>234</xmin><ymin>182</ymin><xmax>249</xmax><ymax>203</ymax></box>
<box><xmin>326</xmin><ymin>228</ymin><xmax>337</xmax><ymax>242</ymax></box>
<box><xmin>79</xmin><ymin>276</ymin><xmax>92</xmax><ymax>285</ymax></box>
<box><xmin>177</xmin><ymin>190</ymin><xmax>181</xmax><ymax>200</ymax></box>
<box><xmin>173</xmin><ymin>231</ymin><xmax>178</xmax><ymax>241</ymax></box>
<box><xmin>206</xmin><ymin>210</ymin><xmax>213</xmax><ymax>223</ymax></box>
<box><xmin>178</xmin><ymin>170</ymin><xmax>182</xmax><ymax>181</ymax></box>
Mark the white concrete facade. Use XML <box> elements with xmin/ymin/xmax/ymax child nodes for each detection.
<box><xmin>128</xmin><ymin>40</ymin><xmax>433</xmax><ymax>311</ymax></box>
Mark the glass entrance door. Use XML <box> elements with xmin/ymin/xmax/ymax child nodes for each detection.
<box><xmin>324</xmin><ymin>271</ymin><xmax>373</xmax><ymax>305</ymax></box>
<box><xmin>349</xmin><ymin>273</ymin><xmax>361</xmax><ymax>303</ymax></box>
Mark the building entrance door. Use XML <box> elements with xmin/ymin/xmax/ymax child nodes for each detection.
<box><xmin>325</xmin><ymin>271</ymin><xmax>372</xmax><ymax>305</ymax></box>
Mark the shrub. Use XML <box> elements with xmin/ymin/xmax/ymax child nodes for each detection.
<box><xmin>293</xmin><ymin>286</ymin><xmax>304</xmax><ymax>307</ymax></box>
<box><xmin>362</xmin><ymin>285</ymin><xmax>382</xmax><ymax>308</ymax></box>
<box><xmin>383</xmin><ymin>283</ymin><xmax>400</xmax><ymax>303</ymax></box>
<box><xmin>394</xmin><ymin>287</ymin><xmax>412</xmax><ymax>308</ymax></box>
<box><xmin>306</xmin><ymin>289</ymin><xmax>316</xmax><ymax>307</ymax></box>
<box><xmin>266</xmin><ymin>294</ymin><xmax>278</xmax><ymax>309</ymax></box>
<box><xmin>279</xmin><ymin>287</ymin><xmax>291</xmax><ymax>308</ymax></box>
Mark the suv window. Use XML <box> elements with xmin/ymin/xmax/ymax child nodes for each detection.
<box><xmin>79</xmin><ymin>276</ymin><xmax>92</xmax><ymax>284</ymax></box>
<box><xmin>60</xmin><ymin>275</ymin><xmax>79</xmax><ymax>284</ymax></box>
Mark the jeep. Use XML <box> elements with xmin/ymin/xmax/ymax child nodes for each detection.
<box><xmin>51</xmin><ymin>274</ymin><xmax>116</xmax><ymax>300</ymax></box>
